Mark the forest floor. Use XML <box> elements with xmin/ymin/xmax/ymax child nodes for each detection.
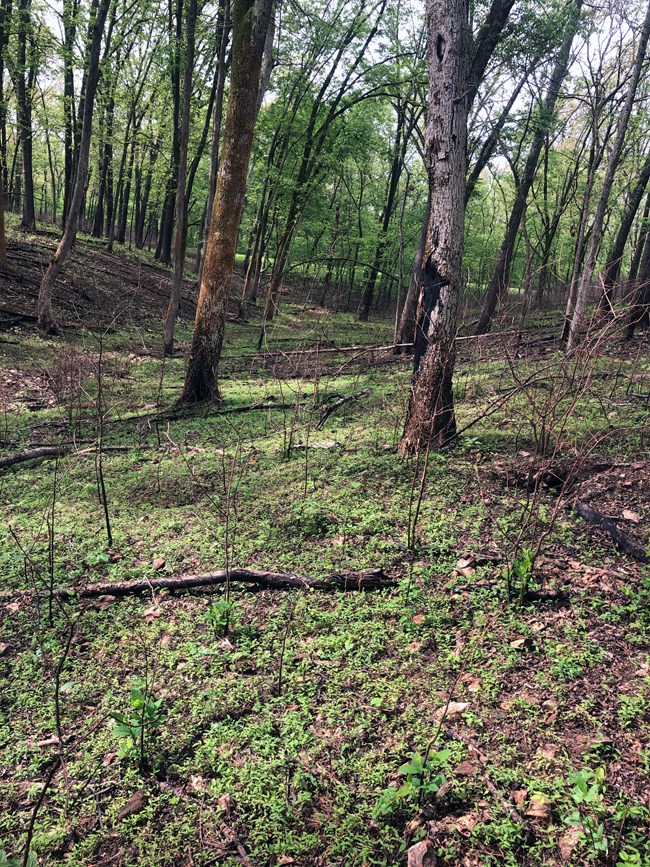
<box><xmin>0</xmin><ymin>224</ymin><xmax>649</xmax><ymax>867</ymax></box>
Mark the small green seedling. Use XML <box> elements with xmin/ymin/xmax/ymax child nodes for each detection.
<box><xmin>374</xmin><ymin>749</ymin><xmax>450</xmax><ymax>817</ymax></box>
<box><xmin>110</xmin><ymin>683</ymin><xmax>165</xmax><ymax>766</ymax></box>
<box><xmin>206</xmin><ymin>598</ymin><xmax>234</xmax><ymax>637</ymax></box>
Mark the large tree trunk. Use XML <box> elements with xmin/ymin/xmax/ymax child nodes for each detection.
<box><xmin>396</xmin><ymin>0</ymin><xmax>518</xmax><ymax>351</ymax></box>
<box><xmin>475</xmin><ymin>1</ymin><xmax>582</xmax><ymax>335</ymax></box>
<box><xmin>398</xmin><ymin>0</ymin><xmax>468</xmax><ymax>452</ymax></box>
<box><xmin>567</xmin><ymin>0</ymin><xmax>650</xmax><ymax>350</ymax></box>
<box><xmin>181</xmin><ymin>0</ymin><xmax>274</xmax><ymax>403</ymax></box>
<box><xmin>37</xmin><ymin>0</ymin><xmax>112</xmax><ymax>332</ymax></box>
<box><xmin>196</xmin><ymin>0</ymin><xmax>231</xmax><ymax>282</ymax></box>
<box><xmin>164</xmin><ymin>0</ymin><xmax>198</xmax><ymax>356</ymax></box>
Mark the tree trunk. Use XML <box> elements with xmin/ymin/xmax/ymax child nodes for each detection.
<box><xmin>62</xmin><ymin>0</ymin><xmax>78</xmax><ymax>226</ymax></box>
<box><xmin>164</xmin><ymin>0</ymin><xmax>198</xmax><ymax>356</ymax></box>
<box><xmin>37</xmin><ymin>0</ymin><xmax>112</xmax><ymax>332</ymax></box>
<box><xmin>16</xmin><ymin>0</ymin><xmax>36</xmax><ymax>230</ymax></box>
<box><xmin>181</xmin><ymin>0</ymin><xmax>274</xmax><ymax>403</ymax></box>
<box><xmin>394</xmin><ymin>191</ymin><xmax>428</xmax><ymax>351</ymax></box>
<box><xmin>359</xmin><ymin>100</ymin><xmax>407</xmax><ymax>321</ymax></box>
<box><xmin>476</xmin><ymin>1</ymin><xmax>581</xmax><ymax>335</ymax></box>
<box><xmin>194</xmin><ymin>0</ymin><xmax>231</xmax><ymax>282</ymax></box>
<box><xmin>567</xmin><ymin>0</ymin><xmax>650</xmax><ymax>350</ymax></box>
<box><xmin>398</xmin><ymin>0</ymin><xmax>468</xmax><ymax>452</ymax></box>
<box><xmin>596</xmin><ymin>147</ymin><xmax>650</xmax><ymax>316</ymax></box>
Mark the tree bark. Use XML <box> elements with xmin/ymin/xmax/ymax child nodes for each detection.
<box><xmin>567</xmin><ymin>0</ymin><xmax>650</xmax><ymax>350</ymax></box>
<box><xmin>16</xmin><ymin>0</ymin><xmax>36</xmax><ymax>230</ymax></box>
<box><xmin>164</xmin><ymin>0</ymin><xmax>198</xmax><ymax>356</ymax></box>
<box><xmin>398</xmin><ymin>0</ymin><xmax>468</xmax><ymax>452</ymax></box>
<box><xmin>36</xmin><ymin>0</ymin><xmax>112</xmax><ymax>333</ymax></box>
<box><xmin>476</xmin><ymin>1</ymin><xmax>582</xmax><ymax>335</ymax></box>
<box><xmin>62</xmin><ymin>0</ymin><xmax>79</xmax><ymax>226</ymax></box>
<box><xmin>596</xmin><ymin>147</ymin><xmax>650</xmax><ymax>316</ymax></box>
<box><xmin>181</xmin><ymin>0</ymin><xmax>274</xmax><ymax>403</ymax></box>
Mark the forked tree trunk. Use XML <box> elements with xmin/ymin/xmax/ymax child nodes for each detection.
<box><xmin>164</xmin><ymin>0</ymin><xmax>198</xmax><ymax>356</ymax></box>
<box><xmin>398</xmin><ymin>0</ymin><xmax>468</xmax><ymax>452</ymax></box>
<box><xmin>181</xmin><ymin>0</ymin><xmax>274</xmax><ymax>403</ymax></box>
<box><xmin>37</xmin><ymin>0</ymin><xmax>111</xmax><ymax>333</ymax></box>
<box><xmin>567</xmin><ymin>0</ymin><xmax>650</xmax><ymax>351</ymax></box>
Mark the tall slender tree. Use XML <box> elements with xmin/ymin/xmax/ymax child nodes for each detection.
<box><xmin>181</xmin><ymin>0</ymin><xmax>274</xmax><ymax>402</ymax></box>
<box><xmin>567</xmin><ymin>0</ymin><xmax>650</xmax><ymax>350</ymax></box>
<box><xmin>37</xmin><ymin>0</ymin><xmax>112</xmax><ymax>332</ymax></box>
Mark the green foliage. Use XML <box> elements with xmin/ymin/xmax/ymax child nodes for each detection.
<box><xmin>206</xmin><ymin>598</ymin><xmax>234</xmax><ymax>637</ymax></box>
<box><xmin>374</xmin><ymin>749</ymin><xmax>450</xmax><ymax>818</ymax></box>
<box><xmin>110</xmin><ymin>682</ymin><xmax>165</xmax><ymax>764</ymax></box>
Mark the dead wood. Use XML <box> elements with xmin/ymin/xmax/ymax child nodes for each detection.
<box><xmin>0</xmin><ymin>446</ymin><xmax>67</xmax><ymax>469</ymax></box>
<box><xmin>0</xmin><ymin>444</ymin><xmax>132</xmax><ymax>471</ymax></box>
<box><xmin>6</xmin><ymin>567</ymin><xmax>396</xmax><ymax>601</ymax></box>
<box><xmin>574</xmin><ymin>501</ymin><xmax>648</xmax><ymax>563</ymax></box>
<box><xmin>316</xmin><ymin>389</ymin><xmax>371</xmax><ymax>429</ymax></box>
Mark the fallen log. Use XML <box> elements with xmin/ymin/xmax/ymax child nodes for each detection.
<box><xmin>574</xmin><ymin>501</ymin><xmax>648</xmax><ymax>563</ymax></box>
<box><xmin>0</xmin><ymin>443</ymin><xmax>132</xmax><ymax>471</ymax></box>
<box><xmin>5</xmin><ymin>567</ymin><xmax>396</xmax><ymax>601</ymax></box>
<box><xmin>0</xmin><ymin>445</ymin><xmax>66</xmax><ymax>469</ymax></box>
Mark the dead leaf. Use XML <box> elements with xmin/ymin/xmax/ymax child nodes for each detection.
<box><xmin>152</xmin><ymin>557</ymin><xmax>166</xmax><ymax>571</ymax></box>
<box><xmin>525</xmin><ymin>794</ymin><xmax>551</xmax><ymax>824</ymax></box>
<box><xmin>5</xmin><ymin>602</ymin><xmax>20</xmax><ymax>613</ymax></box>
<box><xmin>277</xmin><ymin>858</ymin><xmax>295</xmax><ymax>865</ymax></box>
<box><xmin>117</xmin><ymin>791</ymin><xmax>147</xmax><ymax>821</ymax></box>
<box><xmin>38</xmin><ymin>735</ymin><xmax>60</xmax><ymax>748</ymax></box>
<box><xmin>467</xmin><ymin>678</ymin><xmax>481</xmax><ymax>693</ymax></box>
<box><xmin>411</xmin><ymin>614</ymin><xmax>426</xmax><ymax>625</ymax></box>
<box><xmin>512</xmin><ymin>788</ymin><xmax>528</xmax><ymax>809</ymax></box>
<box><xmin>407</xmin><ymin>641</ymin><xmax>422</xmax><ymax>652</ymax></box>
<box><xmin>623</xmin><ymin>509</ymin><xmax>641</xmax><ymax>524</ymax></box>
<box><xmin>92</xmin><ymin>595</ymin><xmax>116</xmax><ymax>610</ymax></box>
<box><xmin>510</xmin><ymin>637</ymin><xmax>534</xmax><ymax>650</ymax></box>
<box><xmin>539</xmin><ymin>744</ymin><xmax>557</xmax><ymax>760</ymax></box>
<box><xmin>102</xmin><ymin>751</ymin><xmax>118</xmax><ymax>766</ymax></box>
<box><xmin>188</xmin><ymin>775</ymin><xmax>205</xmax><ymax>793</ymax></box>
<box><xmin>407</xmin><ymin>839</ymin><xmax>437</xmax><ymax>867</ymax></box>
<box><xmin>454</xmin><ymin>760</ymin><xmax>478</xmax><ymax>776</ymax></box>
<box><xmin>453</xmin><ymin>813</ymin><xmax>477</xmax><ymax>834</ymax></box>
<box><xmin>0</xmin><ymin>642</ymin><xmax>9</xmax><ymax>655</ymax></box>
<box><xmin>434</xmin><ymin>701</ymin><xmax>469</xmax><ymax>722</ymax></box>
<box><xmin>559</xmin><ymin>826</ymin><xmax>583</xmax><ymax>861</ymax></box>
<box><xmin>217</xmin><ymin>793</ymin><xmax>232</xmax><ymax>813</ymax></box>
<box><xmin>143</xmin><ymin>605</ymin><xmax>163</xmax><ymax>622</ymax></box>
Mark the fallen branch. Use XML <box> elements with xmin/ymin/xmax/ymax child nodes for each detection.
<box><xmin>0</xmin><ymin>444</ymin><xmax>132</xmax><ymax>471</ymax></box>
<box><xmin>316</xmin><ymin>389</ymin><xmax>371</xmax><ymax>430</ymax></box>
<box><xmin>0</xmin><ymin>445</ymin><xmax>66</xmax><ymax>469</ymax></box>
<box><xmin>5</xmin><ymin>567</ymin><xmax>396</xmax><ymax>601</ymax></box>
<box><xmin>574</xmin><ymin>501</ymin><xmax>648</xmax><ymax>563</ymax></box>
